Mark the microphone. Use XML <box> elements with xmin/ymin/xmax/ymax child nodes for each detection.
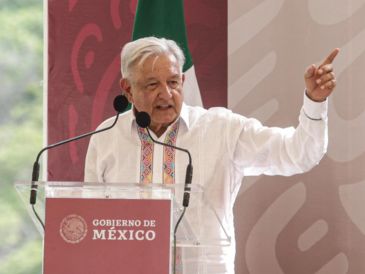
<box><xmin>135</xmin><ymin>111</ymin><xmax>193</xmax><ymax>208</ymax></box>
<box><xmin>30</xmin><ymin>95</ymin><xmax>129</xmax><ymax>207</ymax></box>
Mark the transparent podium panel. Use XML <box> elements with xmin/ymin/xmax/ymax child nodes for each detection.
<box><xmin>15</xmin><ymin>181</ymin><xmax>231</xmax><ymax>247</ymax></box>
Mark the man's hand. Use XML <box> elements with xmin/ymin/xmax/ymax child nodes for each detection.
<box><xmin>304</xmin><ymin>48</ymin><xmax>340</xmax><ymax>102</ymax></box>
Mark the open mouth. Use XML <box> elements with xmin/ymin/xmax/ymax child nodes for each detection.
<box><xmin>156</xmin><ymin>105</ymin><xmax>172</xmax><ymax>110</ymax></box>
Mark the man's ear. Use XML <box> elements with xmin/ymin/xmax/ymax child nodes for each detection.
<box><xmin>182</xmin><ymin>73</ymin><xmax>185</xmax><ymax>84</ymax></box>
<box><xmin>120</xmin><ymin>78</ymin><xmax>133</xmax><ymax>103</ymax></box>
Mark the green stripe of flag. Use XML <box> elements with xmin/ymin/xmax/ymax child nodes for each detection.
<box><xmin>132</xmin><ymin>0</ymin><xmax>193</xmax><ymax>72</ymax></box>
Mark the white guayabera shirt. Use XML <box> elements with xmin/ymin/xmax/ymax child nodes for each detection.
<box><xmin>85</xmin><ymin>94</ymin><xmax>328</xmax><ymax>274</ymax></box>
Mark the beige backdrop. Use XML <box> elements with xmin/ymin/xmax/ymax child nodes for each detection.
<box><xmin>229</xmin><ymin>1</ymin><xmax>365</xmax><ymax>273</ymax></box>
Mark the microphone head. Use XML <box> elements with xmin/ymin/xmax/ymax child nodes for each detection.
<box><xmin>136</xmin><ymin>111</ymin><xmax>151</xmax><ymax>128</ymax></box>
<box><xmin>113</xmin><ymin>95</ymin><xmax>129</xmax><ymax>113</ymax></box>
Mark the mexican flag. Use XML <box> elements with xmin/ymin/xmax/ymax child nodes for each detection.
<box><xmin>132</xmin><ymin>0</ymin><xmax>203</xmax><ymax>107</ymax></box>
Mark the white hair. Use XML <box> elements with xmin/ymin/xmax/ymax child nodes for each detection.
<box><xmin>120</xmin><ymin>37</ymin><xmax>185</xmax><ymax>80</ymax></box>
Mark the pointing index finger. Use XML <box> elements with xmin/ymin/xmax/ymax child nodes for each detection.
<box><xmin>320</xmin><ymin>48</ymin><xmax>340</xmax><ymax>67</ymax></box>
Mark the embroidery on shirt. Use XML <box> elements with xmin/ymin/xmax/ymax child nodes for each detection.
<box><xmin>137</xmin><ymin>127</ymin><xmax>154</xmax><ymax>183</ymax></box>
<box><xmin>163</xmin><ymin>120</ymin><xmax>180</xmax><ymax>184</ymax></box>
<box><xmin>137</xmin><ymin>119</ymin><xmax>180</xmax><ymax>184</ymax></box>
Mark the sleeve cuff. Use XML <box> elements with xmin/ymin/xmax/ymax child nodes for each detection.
<box><xmin>302</xmin><ymin>91</ymin><xmax>328</xmax><ymax>120</ymax></box>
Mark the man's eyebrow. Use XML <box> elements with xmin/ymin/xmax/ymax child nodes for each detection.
<box><xmin>144</xmin><ymin>77</ymin><xmax>158</xmax><ymax>82</ymax></box>
<box><xmin>169</xmin><ymin>74</ymin><xmax>181</xmax><ymax>79</ymax></box>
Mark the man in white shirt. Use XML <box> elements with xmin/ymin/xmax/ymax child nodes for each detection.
<box><xmin>85</xmin><ymin>37</ymin><xmax>339</xmax><ymax>273</ymax></box>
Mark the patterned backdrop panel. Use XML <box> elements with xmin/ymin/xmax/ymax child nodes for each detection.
<box><xmin>229</xmin><ymin>1</ymin><xmax>365</xmax><ymax>273</ymax></box>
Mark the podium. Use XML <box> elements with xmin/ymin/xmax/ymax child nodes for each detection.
<box><xmin>15</xmin><ymin>181</ymin><xmax>231</xmax><ymax>274</ymax></box>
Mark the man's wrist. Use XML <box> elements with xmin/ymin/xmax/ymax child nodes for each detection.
<box><xmin>305</xmin><ymin>89</ymin><xmax>327</xmax><ymax>103</ymax></box>
<box><xmin>303</xmin><ymin>90</ymin><xmax>328</xmax><ymax>120</ymax></box>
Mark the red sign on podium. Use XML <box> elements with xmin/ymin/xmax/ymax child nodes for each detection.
<box><xmin>43</xmin><ymin>198</ymin><xmax>171</xmax><ymax>274</ymax></box>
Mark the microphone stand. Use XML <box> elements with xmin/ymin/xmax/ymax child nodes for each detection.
<box><xmin>144</xmin><ymin>128</ymin><xmax>192</xmax><ymax>274</ymax></box>
<box><xmin>30</xmin><ymin>114</ymin><xmax>121</xmax><ymax>230</ymax></box>
<box><xmin>30</xmin><ymin>95</ymin><xmax>128</xmax><ymax>230</ymax></box>
<box><xmin>136</xmin><ymin>110</ymin><xmax>193</xmax><ymax>274</ymax></box>
<box><xmin>144</xmin><ymin>128</ymin><xmax>193</xmax><ymax>274</ymax></box>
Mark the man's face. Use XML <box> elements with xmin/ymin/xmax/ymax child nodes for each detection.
<box><xmin>121</xmin><ymin>53</ymin><xmax>184</xmax><ymax>135</ymax></box>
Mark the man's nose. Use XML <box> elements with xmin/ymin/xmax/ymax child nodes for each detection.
<box><xmin>158</xmin><ymin>84</ymin><xmax>172</xmax><ymax>99</ymax></box>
